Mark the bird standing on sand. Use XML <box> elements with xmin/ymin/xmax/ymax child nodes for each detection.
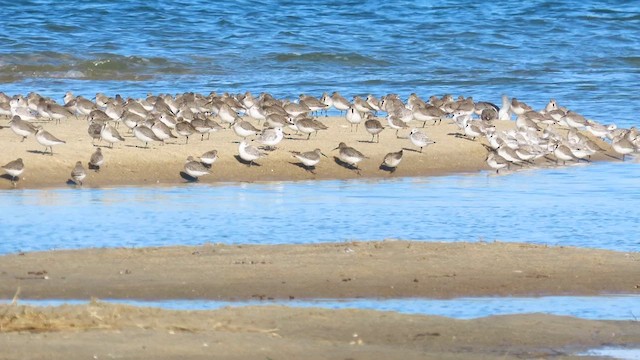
<box><xmin>8</xmin><ymin>116</ymin><xmax>37</xmax><ymax>142</ymax></box>
<box><xmin>290</xmin><ymin>148</ymin><xmax>327</xmax><ymax>172</ymax></box>
<box><xmin>364</xmin><ymin>118</ymin><xmax>384</xmax><ymax>143</ymax></box>
<box><xmin>89</xmin><ymin>148</ymin><xmax>104</xmax><ymax>172</ymax></box>
<box><xmin>238</xmin><ymin>140</ymin><xmax>266</xmax><ymax>166</ymax></box>
<box><xmin>2</xmin><ymin>158</ymin><xmax>24</xmax><ymax>186</ymax></box>
<box><xmin>183</xmin><ymin>156</ymin><xmax>210</xmax><ymax>180</ymax></box>
<box><xmin>200</xmin><ymin>150</ymin><xmax>218</xmax><ymax>167</ymax></box>
<box><xmin>345</xmin><ymin>106</ymin><xmax>363</xmax><ymax>132</ymax></box>
<box><xmin>256</xmin><ymin>127</ymin><xmax>284</xmax><ymax>150</ymax></box>
<box><xmin>100</xmin><ymin>123</ymin><xmax>125</xmax><ymax>148</ymax></box>
<box><xmin>71</xmin><ymin>161</ymin><xmax>86</xmax><ymax>186</ymax></box>
<box><xmin>333</xmin><ymin>142</ymin><xmax>367</xmax><ymax>171</ymax></box>
<box><xmin>381</xmin><ymin>150</ymin><xmax>403</xmax><ymax>171</ymax></box>
<box><xmin>133</xmin><ymin>124</ymin><xmax>160</xmax><ymax>148</ymax></box>
<box><xmin>35</xmin><ymin>126</ymin><xmax>66</xmax><ymax>155</ymax></box>
<box><xmin>409</xmin><ymin>128</ymin><xmax>435</xmax><ymax>153</ymax></box>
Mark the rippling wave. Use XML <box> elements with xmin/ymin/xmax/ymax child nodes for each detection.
<box><xmin>0</xmin><ymin>0</ymin><xmax>638</xmax><ymax>124</ymax></box>
<box><xmin>0</xmin><ymin>53</ymin><xmax>191</xmax><ymax>81</ymax></box>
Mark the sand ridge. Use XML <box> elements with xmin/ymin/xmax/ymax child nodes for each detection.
<box><xmin>0</xmin><ymin>115</ymin><xmax>618</xmax><ymax>189</ymax></box>
<box><xmin>0</xmin><ymin>241</ymin><xmax>638</xmax><ymax>300</ymax></box>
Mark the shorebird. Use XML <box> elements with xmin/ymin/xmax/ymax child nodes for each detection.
<box><xmin>366</xmin><ymin>94</ymin><xmax>381</xmax><ymax>113</ymax></box>
<box><xmin>232</xmin><ymin>119</ymin><xmax>259</xmax><ymax>139</ymax></box>
<box><xmin>611</xmin><ymin>133</ymin><xmax>635</xmax><ymax>161</ymax></box>
<box><xmin>256</xmin><ymin>127</ymin><xmax>284</xmax><ymax>150</ymax></box>
<box><xmin>200</xmin><ymin>150</ymin><xmax>218</xmax><ymax>167</ymax></box>
<box><xmin>8</xmin><ymin>115</ymin><xmax>37</xmax><ymax>142</ymax></box>
<box><xmin>553</xmin><ymin>142</ymin><xmax>577</xmax><ymax>165</ymax></box>
<box><xmin>413</xmin><ymin>105</ymin><xmax>446</xmax><ymax>126</ymax></box>
<box><xmin>175</xmin><ymin>119</ymin><xmax>196</xmax><ymax>144</ymax></box>
<box><xmin>89</xmin><ymin>148</ymin><xmax>104</xmax><ymax>172</ymax></box>
<box><xmin>387</xmin><ymin>115</ymin><xmax>409</xmax><ymax>137</ymax></box>
<box><xmin>151</xmin><ymin>120</ymin><xmax>177</xmax><ymax>143</ymax></box>
<box><xmin>586</xmin><ymin>120</ymin><xmax>616</xmax><ymax>140</ymax></box>
<box><xmin>2</xmin><ymin>158</ymin><xmax>24</xmax><ymax>186</ymax></box>
<box><xmin>345</xmin><ymin>106</ymin><xmax>363</xmax><ymax>132</ymax></box>
<box><xmin>381</xmin><ymin>149</ymin><xmax>403</xmax><ymax>172</ymax></box>
<box><xmin>299</xmin><ymin>94</ymin><xmax>329</xmax><ymax>115</ymax></box>
<box><xmin>183</xmin><ymin>156</ymin><xmax>210</xmax><ymax>180</ymax></box>
<box><xmin>100</xmin><ymin>123</ymin><xmax>125</xmax><ymax>148</ymax></box>
<box><xmin>46</xmin><ymin>102</ymin><xmax>75</xmax><ymax>123</ymax></box>
<box><xmin>353</xmin><ymin>96</ymin><xmax>375</xmax><ymax>114</ymax></box>
<box><xmin>35</xmin><ymin>126</ymin><xmax>65</xmax><ymax>155</ymax></box>
<box><xmin>238</xmin><ymin>140</ymin><xmax>266</xmax><ymax>166</ymax></box>
<box><xmin>409</xmin><ymin>128</ymin><xmax>435</xmax><ymax>152</ymax></box>
<box><xmin>320</xmin><ymin>92</ymin><xmax>333</xmax><ymax>115</ymax></box>
<box><xmin>87</xmin><ymin>120</ymin><xmax>103</xmax><ymax>145</ymax></box>
<box><xmin>70</xmin><ymin>161</ymin><xmax>86</xmax><ymax>186</ymax></box>
<box><xmin>364</xmin><ymin>118</ymin><xmax>384</xmax><ymax>143</ymax></box>
<box><xmin>486</xmin><ymin>152</ymin><xmax>509</xmax><ymax>173</ymax></box>
<box><xmin>331</xmin><ymin>92</ymin><xmax>351</xmax><ymax>115</ymax></box>
<box><xmin>133</xmin><ymin>124</ymin><xmax>161</xmax><ymax>148</ymax></box>
<box><xmin>289</xmin><ymin>117</ymin><xmax>327</xmax><ymax>139</ymax></box>
<box><xmin>333</xmin><ymin>142</ymin><xmax>367</xmax><ymax>171</ymax></box>
<box><xmin>218</xmin><ymin>103</ymin><xmax>238</xmax><ymax>127</ymax></box>
<box><xmin>290</xmin><ymin>148</ymin><xmax>327</xmax><ymax>172</ymax></box>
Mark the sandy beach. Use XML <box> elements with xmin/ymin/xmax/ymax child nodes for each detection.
<box><xmin>1</xmin><ymin>241</ymin><xmax>639</xmax><ymax>359</ymax></box>
<box><xmin>0</xmin><ymin>115</ymin><xmax>618</xmax><ymax>189</ymax></box>
<box><xmin>1</xmin><ymin>241</ymin><xmax>638</xmax><ymax>300</ymax></box>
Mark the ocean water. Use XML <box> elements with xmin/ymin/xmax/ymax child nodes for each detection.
<box><xmin>0</xmin><ymin>0</ymin><xmax>639</xmax><ymax>128</ymax></box>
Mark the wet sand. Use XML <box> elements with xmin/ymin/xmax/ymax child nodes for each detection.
<box><xmin>0</xmin><ymin>116</ymin><xmax>618</xmax><ymax>189</ymax></box>
<box><xmin>1</xmin><ymin>241</ymin><xmax>638</xmax><ymax>300</ymax></box>
<box><xmin>2</xmin><ymin>301</ymin><xmax>639</xmax><ymax>360</ymax></box>
<box><xmin>1</xmin><ymin>242</ymin><xmax>639</xmax><ymax>359</ymax></box>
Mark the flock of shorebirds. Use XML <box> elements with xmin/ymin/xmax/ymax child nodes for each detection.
<box><xmin>1</xmin><ymin>90</ymin><xmax>638</xmax><ymax>187</ymax></box>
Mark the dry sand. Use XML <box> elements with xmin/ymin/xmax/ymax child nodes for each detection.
<box><xmin>0</xmin><ymin>116</ymin><xmax>618</xmax><ymax>189</ymax></box>
<box><xmin>1</xmin><ymin>241</ymin><xmax>639</xmax><ymax>359</ymax></box>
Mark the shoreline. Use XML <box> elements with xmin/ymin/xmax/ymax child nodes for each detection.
<box><xmin>1</xmin><ymin>241</ymin><xmax>637</xmax><ymax>301</ymax></box>
<box><xmin>1</xmin><ymin>302</ymin><xmax>639</xmax><ymax>359</ymax></box>
<box><xmin>0</xmin><ymin>116</ymin><xmax>620</xmax><ymax>190</ymax></box>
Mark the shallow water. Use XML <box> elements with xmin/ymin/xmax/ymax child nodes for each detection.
<box><xmin>4</xmin><ymin>295</ymin><xmax>639</xmax><ymax>320</ymax></box>
<box><xmin>0</xmin><ymin>1</ymin><xmax>639</xmax><ymax>128</ymax></box>
<box><xmin>0</xmin><ymin>161</ymin><xmax>639</xmax><ymax>255</ymax></box>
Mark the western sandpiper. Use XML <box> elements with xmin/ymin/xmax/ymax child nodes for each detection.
<box><xmin>133</xmin><ymin>124</ymin><xmax>160</xmax><ymax>148</ymax></box>
<box><xmin>8</xmin><ymin>115</ymin><xmax>37</xmax><ymax>142</ymax></box>
<box><xmin>35</xmin><ymin>126</ymin><xmax>65</xmax><ymax>155</ymax></box>
<box><xmin>100</xmin><ymin>123</ymin><xmax>125</xmax><ymax>148</ymax></box>
<box><xmin>381</xmin><ymin>149</ymin><xmax>403</xmax><ymax>172</ymax></box>
<box><xmin>71</xmin><ymin>161</ymin><xmax>86</xmax><ymax>186</ymax></box>
<box><xmin>2</xmin><ymin>158</ymin><xmax>24</xmax><ymax>186</ymax></box>
<box><xmin>290</xmin><ymin>148</ymin><xmax>327</xmax><ymax>172</ymax></box>
<box><xmin>333</xmin><ymin>142</ymin><xmax>367</xmax><ymax>171</ymax></box>
<box><xmin>184</xmin><ymin>156</ymin><xmax>210</xmax><ymax>180</ymax></box>
<box><xmin>364</xmin><ymin>118</ymin><xmax>384</xmax><ymax>143</ymax></box>
<box><xmin>200</xmin><ymin>150</ymin><xmax>218</xmax><ymax>167</ymax></box>
<box><xmin>89</xmin><ymin>148</ymin><xmax>104</xmax><ymax>172</ymax></box>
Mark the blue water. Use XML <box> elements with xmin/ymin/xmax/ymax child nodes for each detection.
<box><xmin>4</xmin><ymin>295</ymin><xmax>639</xmax><ymax>320</ymax></box>
<box><xmin>0</xmin><ymin>1</ymin><xmax>639</xmax><ymax>127</ymax></box>
<box><xmin>0</xmin><ymin>161</ymin><xmax>639</xmax><ymax>254</ymax></box>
